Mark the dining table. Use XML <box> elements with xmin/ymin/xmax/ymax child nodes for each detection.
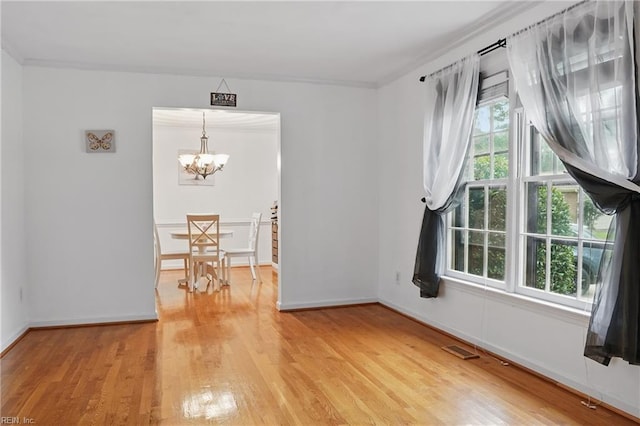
<box><xmin>169</xmin><ymin>228</ymin><xmax>234</xmax><ymax>244</ymax></box>
<box><xmin>170</xmin><ymin>228</ymin><xmax>234</xmax><ymax>290</ymax></box>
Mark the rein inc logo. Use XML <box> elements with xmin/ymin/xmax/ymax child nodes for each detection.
<box><xmin>0</xmin><ymin>418</ymin><xmax>35</xmax><ymax>424</ymax></box>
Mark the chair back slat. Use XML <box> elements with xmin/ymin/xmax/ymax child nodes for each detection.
<box><xmin>186</xmin><ymin>214</ymin><xmax>220</xmax><ymax>257</ymax></box>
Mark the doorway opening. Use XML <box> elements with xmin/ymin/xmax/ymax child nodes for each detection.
<box><xmin>151</xmin><ymin>107</ymin><xmax>281</xmax><ymax>306</ymax></box>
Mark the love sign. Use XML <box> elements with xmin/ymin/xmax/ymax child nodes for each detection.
<box><xmin>210</xmin><ymin>92</ymin><xmax>237</xmax><ymax>107</ymax></box>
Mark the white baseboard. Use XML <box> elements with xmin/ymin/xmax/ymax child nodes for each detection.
<box><xmin>277</xmin><ymin>297</ymin><xmax>378</xmax><ymax>311</ymax></box>
<box><xmin>29</xmin><ymin>313</ymin><xmax>158</xmax><ymax>328</ymax></box>
<box><xmin>2</xmin><ymin>313</ymin><xmax>158</xmax><ymax>355</ymax></box>
<box><xmin>1</xmin><ymin>324</ymin><xmax>30</xmax><ymax>353</ymax></box>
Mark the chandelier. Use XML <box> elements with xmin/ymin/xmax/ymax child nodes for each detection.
<box><xmin>178</xmin><ymin>112</ymin><xmax>229</xmax><ymax>180</ymax></box>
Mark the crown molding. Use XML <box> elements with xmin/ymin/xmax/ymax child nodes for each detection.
<box><xmin>375</xmin><ymin>0</ymin><xmax>543</xmax><ymax>88</ymax></box>
<box><xmin>21</xmin><ymin>58</ymin><xmax>377</xmax><ymax>90</ymax></box>
<box><xmin>1</xmin><ymin>38</ymin><xmax>24</xmax><ymax>64</ymax></box>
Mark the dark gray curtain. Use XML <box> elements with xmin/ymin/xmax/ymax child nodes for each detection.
<box><xmin>414</xmin><ymin>205</ymin><xmax>443</xmax><ymax>298</ymax></box>
<box><xmin>413</xmin><ymin>186</ymin><xmax>465</xmax><ymax>298</ymax></box>
<box><xmin>507</xmin><ymin>0</ymin><xmax>640</xmax><ymax>365</ymax></box>
<box><xmin>571</xmin><ymin>166</ymin><xmax>640</xmax><ymax>365</ymax></box>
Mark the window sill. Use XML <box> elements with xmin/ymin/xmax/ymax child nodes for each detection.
<box><xmin>441</xmin><ymin>275</ymin><xmax>591</xmax><ymax>327</ymax></box>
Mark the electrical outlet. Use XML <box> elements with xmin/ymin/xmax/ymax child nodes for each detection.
<box><xmin>395</xmin><ymin>271</ymin><xmax>401</xmax><ymax>285</ymax></box>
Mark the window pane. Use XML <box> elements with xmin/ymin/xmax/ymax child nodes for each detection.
<box><xmin>451</xmin><ymin>229</ymin><xmax>465</xmax><ymax>272</ymax></box>
<box><xmin>468</xmin><ymin>188</ymin><xmax>485</xmax><ymax>229</ymax></box>
<box><xmin>556</xmin><ymin>158</ymin><xmax>567</xmax><ymax>174</ymax></box>
<box><xmin>473</xmin><ymin>155</ymin><xmax>491</xmax><ymax>180</ymax></box>
<box><xmin>488</xmin><ymin>187</ymin><xmax>506</xmax><ymax>231</ymax></box>
<box><xmin>549</xmin><ymin>240</ymin><xmax>577</xmax><ymax>296</ymax></box>
<box><xmin>580</xmin><ymin>239</ymin><xmax>614</xmax><ymax>302</ymax></box>
<box><xmin>493</xmin><ymin>100</ymin><xmax>509</xmax><ymax>130</ymax></box>
<box><xmin>537</xmin><ymin>139</ymin><xmax>555</xmax><ymax>175</ymax></box>
<box><xmin>540</xmin><ymin>143</ymin><xmax>555</xmax><ymax>175</ymax></box>
<box><xmin>468</xmin><ymin>231</ymin><xmax>484</xmax><ymax>276</ymax></box>
<box><xmin>494</xmin><ymin>131</ymin><xmax>508</xmax><ymax>152</ymax></box>
<box><xmin>600</xmin><ymin>86</ymin><xmax>618</xmax><ymax>109</ymax></box>
<box><xmin>580</xmin><ymin>240</ymin><xmax>604</xmax><ymax>299</ymax></box>
<box><xmin>494</xmin><ymin>153</ymin><xmax>509</xmax><ymax>179</ymax></box>
<box><xmin>530</xmin><ymin>127</ymin><xmax>566</xmax><ymax>176</ymax></box>
<box><xmin>582</xmin><ymin>192</ymin><xmax>612</xmax><ymax>239</ymax></box>
<box><xmin>488</xmin><ymin>233</ymin><xmax>505</xmax><ymax>280</ymax></box>
<box><xmin>451</xmin><ymin>204</ymin><xmax>464</xmax><ymax>228</ymax></box>
<box><xmin>474</xmin><ymin>134</ymin><xmax>489</xmax><ymax>155</ymax></box>
<box><xmin>524</xmin><ymin>236</ymin><xmax>545</xmax><ymax>290</ymax></box>
<box><xmin>526</xmin><ymin>182</ymin><xmax>546</xmax><ymax>234</ymax></box>
<box><xmin>475</xmin><ymin>105</ymin><xmax>491</xmax><ymax>134</ymax></box>
<box><xmin>550</xmin><ymin>184</ymin><xmax>578</xmax><ymax>238</ymax></box>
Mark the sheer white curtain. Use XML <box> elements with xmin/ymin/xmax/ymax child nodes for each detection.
<box><xmin>508</xmin><ymin>0</ymin><xmax>638</xmax><ymax>193</ymax></box>
<box><xmin>507</xmin><ymin>0</ymin><xmax>640</xmax><ymax>365</ymax></box>
<box><xmin>413</xmin><ymin>54</ymin><xmax>480</xmax><ymax>298</ymax></box>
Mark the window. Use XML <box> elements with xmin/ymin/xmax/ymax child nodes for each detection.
<box><xmin>445</xmin><ymin>75</ymin><xmax>615</xmax><ymax>310</ymax></box>
<box><xmin>519</xmin><ymin>125</ymin><xmax>612</xmax><ymax>308</ymax></box>
<box><xmin>448</xmin><ymin>96</ymin><xmax>509</xmax><ymax>286</ymax></box>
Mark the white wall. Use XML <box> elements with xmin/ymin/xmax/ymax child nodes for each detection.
<box><xmin>376</xmin><ymin>1</ymin><xmax>640</xmax><ymax>418</ymax></box>
<box><xmin>21</xmin><ymin>66</ymin><xmax>379</xmax><ymax>326</ymax></box>
<box><xmin>1</xmin><ymin>50</ymin><xmax>29</xmax><ymax>351</ymax></box>
<box><xmin>153</xmin><ymin>120</ymin><xmax>278</xmax><ymax>266</ymax></box>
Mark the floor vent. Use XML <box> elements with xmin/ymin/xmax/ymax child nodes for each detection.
<box><xmin>441</xmin><ymin>345</ymin><xmax>479</xmax><ymax>360</ymax></box>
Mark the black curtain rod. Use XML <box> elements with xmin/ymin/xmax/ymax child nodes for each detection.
<box><xmin>419</xmin><ymin>38</ymin><xmax>506</xmax><ymax>82</ymax></box>
<box><xmin>477</xmin><ymin>38</ymin><xmax>507</xmax><ymax>56</ymax></box>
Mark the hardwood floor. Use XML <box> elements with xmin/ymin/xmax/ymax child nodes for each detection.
<box><xmin>1</xmin><ymin>267</ymin><xmax>636</xmax><ymax>425</ymax></box>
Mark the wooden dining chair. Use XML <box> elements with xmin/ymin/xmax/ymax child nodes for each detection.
<box><xmin>224</xmin><ymin>212</ymin><xmax>262</xmax><ymax>284</ymax></box>
<box><xmin>186</xmin><ymin>214</ymin><xmax>226</xmax><ymax>292</ymax></box>
<box><xmin>153</xmin><ymin>222</ymin><xmax>190</xmax><ymax>288</ymax></box>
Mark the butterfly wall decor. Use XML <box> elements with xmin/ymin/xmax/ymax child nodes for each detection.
<box><xmin>85</xmin><ymin>130</ymin><xmax>115</xmax><ymax>153</ymax></box>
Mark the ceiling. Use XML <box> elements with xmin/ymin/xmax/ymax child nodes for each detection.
<box><xmin>1</xmin><ymin>1</ymin><xmax>542</xmax><ymax>89</ymax></box>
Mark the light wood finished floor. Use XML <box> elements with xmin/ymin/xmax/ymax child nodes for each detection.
<box><xmin>1</xmin><ymin>268</ymin><xmax>636</xmax><ymax>425</ymax></box>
